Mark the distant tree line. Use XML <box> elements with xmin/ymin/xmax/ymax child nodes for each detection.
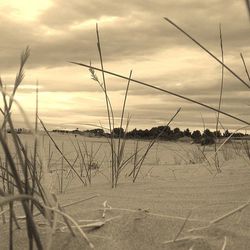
<box><xmin>52</xmin><ymin>129</ymin><xmax>72</xmax><ymax>134</ymax></box>
<box><xmin>124</xmin><ymin>127</ymin><xmax>248</xmax><ymax>145</ymax></box>
<box><xmin>52</xmin><ymin>126</ymin><xmax>248</xmax><ymax>145</ymax></box>
<box><xmin>102</xmin><ymin>127</ymin><xmax>247</xmax><ymax>145</ymax></box>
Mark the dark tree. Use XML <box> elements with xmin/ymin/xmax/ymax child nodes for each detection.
<box><xmin>173</xmin><ymin>127</ymin><xmax>183</xmax><ymax>139</ymax></box>
<box><xmin>112</xmin><ymin>127</ymin><xmax>125</xmax><ymax>138</ymax></box>
<box><xmin>213</xmin><ymin>130</ymin><xmax>222</xmax><ymax>138</ymax></box>
<box><xmin>201</xmin><ymin>129</ymin><xmax>215</xmax><ymax>145</ymax></box>
<box><xmin>86</xmin><ymin>128</ymin><xmax>104</xmax><ymax>136</ymax></box>
<box><xmin>183</xmin><ymin>128</ymin><xmax>191</xmax><ymax>137</ymax></box>
<box><xmin>191</xmin><ymin>130</ymin><xmax>202</xmax><ymax>142</ymax></box>
<box><xmin>223</xmin><ymin>129</ymin><xmax>231</xmax><ymax>137</ymax></box>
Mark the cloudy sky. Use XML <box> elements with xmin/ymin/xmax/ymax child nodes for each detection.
<box><xmin>0</xmin><ymin>0</ymin><xmax>250</xmax><ymax>132</ymax></box>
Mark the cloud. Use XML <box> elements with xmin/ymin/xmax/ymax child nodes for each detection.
<box><xmin>1</xmin><ymin>0</ymin><xmax>249</xmax><ymax>70</ymax></box>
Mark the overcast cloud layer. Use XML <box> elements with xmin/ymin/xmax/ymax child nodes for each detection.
<box><xmin>0</xmin><ymin>0</ymin><xmax>249</xmax><ymax>131</ymax></box>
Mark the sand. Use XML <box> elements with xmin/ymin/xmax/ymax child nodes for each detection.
<box><xmin>0</xmin><ymin>135</ymin><xmax>250</xmax><ymax>249</ymax></box>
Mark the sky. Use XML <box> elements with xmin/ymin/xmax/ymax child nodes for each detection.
<box><xmin>0</xmin><ymin>0</ymin><xmax>250</xmax><ymax>132</ymax></box>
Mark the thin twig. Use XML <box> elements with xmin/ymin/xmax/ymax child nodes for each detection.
<box><xmin>214</xmin><ymin>23</ymin><xmax>224</xmax><ymax>173</ymax></box>
<box><xmin>189</xmin><ymin>201</ymin><xmax>250</xmax><ymax>232</ymax></box>
<box><xmin>173</xmin><ymin>210</ymin><xmax>192</xmax><ymax>242</ymax></box>
<box><xmin>210</xmin><ymin>201</ymin><xmax>250</xmax><ymax>224</ymax></box>
<box><xmin>97</xmin><ymin>206</ymin><xmax>207</xmax><ymax>223</ymax></box>
<box><xmin>163</xmin><ymin>236</ymin><xmax>204</xmax><ymax>244</ymax></box>
<box><xmin>221</xmin><ymin>236</ymin><xmax>227</xmax><ymax>250</ymax></box>
<box><xmin>62</xmin><ymin>194</ymin><xmax>100</xmax><ymax>209</ymax></box>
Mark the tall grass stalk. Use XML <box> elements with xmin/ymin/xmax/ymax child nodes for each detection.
<box><xmin>95</xmin><ymin>24</ymin><xmax>116</xmax><ymax>187</ymax></box>
<box><xmin>214</xmin><ymin>24</ymin><xmax>224</xmax><ymax>173</ymax></box>
<box><xmin>59</xmin><ymin>142</ymin><xmax>64</xmax><ymax>193</ymax></box>
<box><xmin>113</xmin><ymin>68</ymin><xmax>133</xmax><ymax>186</ymax></box>
<box><xmin>0</xmin><ymin>48</ymin><xmax>43</xmax><ymax>249</ymax></box>
<box><xmin>1</xmin><ymin>47</ymin><xmax>31</xmax><ymax>131</ymax></box>
<box><xmin>0</xmin><ymin>131</ymin><xmax>43</xmax><ymax>249</ymax></box>
<box><xmin>0</xmin><ymin>48</ymin><xmax>91</xmax><ymax>249</ymax></box>
<box><xmin>88</xmin><ymin>25</ymin><xmax>137</xmax><ymax>187</ymax></box>
<box><xmin>0</xmin><ymin>80</ymin><xmax>15</xmax><ymax>248</ymax></box>
<box><xmin>245</xmin><ymin>0</ymin><xmax>250</xmax><ymax>17</ymax></box>
<box><xmin>0</xmin><ymin>79</ymin><xmax>8</xmax><ymax>228</ymax></box>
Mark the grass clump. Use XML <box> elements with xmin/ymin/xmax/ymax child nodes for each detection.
<box><xmin>0</xmin><ymin>48</ymin><xmax>94</xmax><ymax>249</ymax></box>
